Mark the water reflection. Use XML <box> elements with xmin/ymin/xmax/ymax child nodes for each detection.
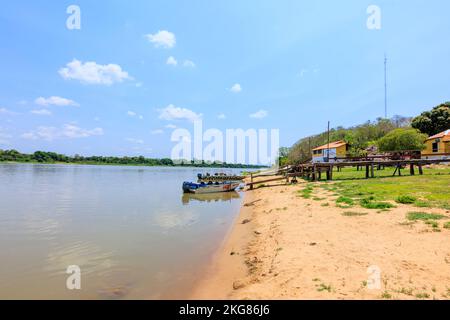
<box><xmin>181</xmin><ymin>191</ymin><xmax>241</xmax><ymax>205</ymax></box>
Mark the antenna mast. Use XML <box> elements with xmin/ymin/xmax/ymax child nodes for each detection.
<box><xmin>384</xmin><ymin>54</ymin><xmax>388</xmax><ymax>119</ymax></box>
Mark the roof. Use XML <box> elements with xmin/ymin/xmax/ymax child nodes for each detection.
<box><xmin>312</xmin><ymin>140</ymin><xmax>347</xmax><ymax>151</ymax></box>
<box><xmin>427</xmin><ymin>129</ymin><xmax>450</xmax><ymax>142</ymax></box>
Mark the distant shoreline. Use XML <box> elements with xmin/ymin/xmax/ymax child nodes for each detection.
<box><xmin>0</xmin><ymin>161</ymin><xmax>266</xmax><ymax>170</ymax></box>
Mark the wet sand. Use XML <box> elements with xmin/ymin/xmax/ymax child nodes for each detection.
<box><xmin>191</xmin><ymin>177</ymin><xmax>450</xmax><ymax>300</ymax></box>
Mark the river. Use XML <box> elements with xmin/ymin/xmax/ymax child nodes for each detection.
<box><xmin>0</xmin><ymin>163</ymin><xmax>247</xmax><ymax>299</ymax></box>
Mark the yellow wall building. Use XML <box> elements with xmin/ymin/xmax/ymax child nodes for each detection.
<box><xmin>312</xmin><ymin>140</ymin><xmax>348</xmax><ymax>163</ymax></box>
<box><xmin>422</xmin><ymin>129</ymin><xmax>450</xmax><ymax>160</ymax></box>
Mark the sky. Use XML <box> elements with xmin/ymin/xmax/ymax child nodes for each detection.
<box><xmin>0</xmin><ymin>0</ymin><xmax>449</xmax><ymax>163</ymax></box>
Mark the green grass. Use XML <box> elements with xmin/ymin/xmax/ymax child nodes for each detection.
<box><xmin>316</xmin><ymin>283</ymin><xmax>332</xmax><ymax>292</ymax></box>
<box><xmin>415</xmin><ymin>292</ymin><xmax>430</xmax><ymax>299</ymax></box>
<box><xmin>425</xmin><ymin>220</ymin><xmax>439</xmax><ymax>228</ymax></box>
<box><xmin>407</xmin><ymin>212</ymin><xmax>446</xmax><ymax>221</ymax></box>
<box><xmin>360</xmin><ymin>197</ymin><xmax>395</xmax><ymax>210</ymax></box>
<box><xmin>336</xmin><ymin>196</ymin><xmax>354</xmax><ymax>206</ymax></box>
<box><xmin>298</xmin><ymin>184</ymin><xmax>315</xmax><ymax>199</ymax></box>
<box><xmin>342</xmin><ymin>211</ymin><xmax>368</xmax><ymax>217</ymax></box>
<box><xmin>331</xmin><ymin>167</ymin><xmax>450</xmax><ymax>210</ymax></box>
<box><xmin>396</xmin><ymin>195</ymin><xmax>417</xmax><ymax>204</ymax></box>
<box><xmin>444</xmin><ymin>222</ymin><xmax>450</xmax><ymax>229</ymax></box>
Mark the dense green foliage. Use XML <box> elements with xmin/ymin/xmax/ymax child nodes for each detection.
<box><xmin>287</xmin><ymin>117</ymin><xmax>410</xmax><ymax>164</ymax></box>
<box><xmin>377</xmin><ymin>128</ymin><xmax>427</xmax><ymax>152</ymax></box>
<box><xmin>0</xmin><ymin>149</ymin><xmax>266</xmax><ymax>169</ymax></box>
<box><xmin>411</xmin><ymin>102</ymin><xmax>450</xmax><ymax>136</ymax></box>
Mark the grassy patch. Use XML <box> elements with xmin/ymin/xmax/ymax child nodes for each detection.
<box><xmin>414</xmin><ymin>200</ymin><xmax>432</xmax><ymax>208</ymax></box>
<box><xmin>381</xmin><ymin>291</ymin><xmax>392</xmax><ymax>299</ymax></box>
<box><xmin>407</xmin><ymin>212</ymin><xmax>446</xmax><ymax>221</ymax></box>
<box><xmin>336</xmin><ymin>196</ymin><xmax>354</xmax><ymax>206</ymax></box>
<box><xmin>443</xmin><ymin>222</ymin><xmax>450</xmax><ymax>229</ymax></box>
<box><xmin>298</xmin><ymin>184</ymin><xmax>314</xmax><ymax>199</ymax></box>
<box><xmin>360</xmin><ymin>197</ymin><xmax>395</xmax><ymax>210</ymax></box>
<box><xmin>316</xmin><ymin>283</ymin><xmax>332</xmax><ymax>292</ymax></box>
<box><xmin>425</xmin><ymin>220</ymin><xmax>439</xmax><ymax>228</ymax></box>
<box><xmin>396</xmin><ymin>195</ymin><xmax>416</xmax><ymax>204</ymax></box>
<box><xmin>342</xmin><ymin>211</ymin><xmax>368</xmax><ymax>217</ymax></box>
<box><xmin>397</xmin><ymin>287</ymin><xmax>413</xmax><ymax>296</ymax></box>
<box><xmin>415</xmin><ymin>292</ymin><xmax>430</xmax><ymax>299</ymax></box>
<box><xmin>332</xmin><ymin>167</ymin><xmax>450</xmax><ymax>209</ymax></box>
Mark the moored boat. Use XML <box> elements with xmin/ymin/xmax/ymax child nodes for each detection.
<box><xmin>197</xmin><ymin>173</ymin><xmax>245</xmax><ymax>182</ymax></box>
<box><xmin>182</xmin><ymin>181</ymin><xmax>241</xmax><ymax>194</ymax></box>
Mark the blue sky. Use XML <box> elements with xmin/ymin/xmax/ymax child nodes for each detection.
<box><xmin>0</xmin><ymin>0</ymin><xmax>449</xmax><ymax>161</ymax></box>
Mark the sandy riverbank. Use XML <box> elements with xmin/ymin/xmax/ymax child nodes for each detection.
<box><xmin>191</xmin><ymin>177</ymin><xmax>450</xmax><ymax>300</ymax></box>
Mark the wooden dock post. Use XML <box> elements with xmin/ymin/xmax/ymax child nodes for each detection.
<box><xmin>410</xmin><ymin>164</ymin><xmax>415</xmax><ymax>175</ymax></box>
<box><xmin>250</xmin><ymin>173</ymin><xmax>254</xmax><ymax>190</ymax></box>
<box><xmin>365</xmin><ymin>165</ymin><xmax>369</xmax><ymax>179</ymax></box>
<box><xmin>418</xmin><ymin>164</ymin><xmax>423</xmax><ymax>175</ymax></box>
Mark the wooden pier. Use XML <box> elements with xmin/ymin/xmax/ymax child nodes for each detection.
<box><xmin>247</xmin><ymin>158</ymin><xmax>450</xmax><ymax>189</ymax></box>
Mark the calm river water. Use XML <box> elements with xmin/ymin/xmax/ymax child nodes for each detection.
<box><xmin>0</xmin><ymin>164</ymin><xmax>247</xmax><ymax>299</ymax></box>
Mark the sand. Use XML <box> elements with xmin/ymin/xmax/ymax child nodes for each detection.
<box><xmin>191</xmin><ymin>177</ymin><xmax>450</xmax><ymax>300</ymax></box>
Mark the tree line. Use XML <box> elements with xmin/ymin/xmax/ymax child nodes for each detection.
<box><xmin>283</xmin><ymin>102</ymin><xmax>450</xmax><ymax>165</ymax></box>
<box><xmin>0</xmin><ymin>150</ymin><xmax>266</xmax><ymax>169</ymax></box>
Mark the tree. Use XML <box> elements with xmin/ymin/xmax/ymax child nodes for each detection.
<box><xmin>411</xmin><ymin>102</ymin><xmax>450</xmax><ymax>136</ymax></box>
<box><xmin>377</xmin><ymin>128</ymin><xmax>427</xmax><ymax>152</ymax></box>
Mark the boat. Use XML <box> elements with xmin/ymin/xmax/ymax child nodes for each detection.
<box><xmin>197</xmin><ymin>173</ymin><xmax>245</xmax><ymax>182</ymax></box>
<box><xmin>182</xmin><ymin>181</ymin><xmax>241</xmax><ymax>194</ymax></box>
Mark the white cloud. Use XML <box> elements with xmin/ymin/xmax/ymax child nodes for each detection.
<box><xmin>250</xmin><ymin>109</ymin><xmax>268</xmax><ymax>119</ymax></box>
<box><xmin>127</xmin><ymin>111</ymin><xmax>144</xmax><ymax>120</ymax></box>
<box><xmin>59</xmin><ymin>59</ymin><xmax>132</xmax><ymax>85</ymax></box>
<box><xmin>126</xmin><ymin>138</ymin><xmax>144</xmax><ymax>144</ymax></box>
<box><xmin>22</xmin><ymin>124</ymin><xmax>103</xmax><ymax>141</ymax></box>
<box><xmin>230</xmin><ymin>83</ymin><xmax>242</xmax><ymax>93</ymax></box>
<box><xmin>145</xmin><ymin>30</ymin><xmax>176</xmax><ymax>48</ymax></box>
<box><xmin>31</xmin><ymin>109</ymin><xmax>52</xmax><ymax>116</ymax></box>
<box><xmin>0</xmin><ymin>108</ymin><xmax>18</xmax><ymax>115</ymax></box>
<box><xmin>165</xmin><ymin>124</ymin><xmax>177</xmax><ymax>129</ymax></box>
<box><xmin>35</xmin><ymin>96</ymin><xmax>79</xmax><ymax>107</ymax></box>
<box><xmin>158</xmin><ymin>104</ymin><xmax>202</xmax><ymax>122</ymax></box>
<box><xmin>166</xmin><ymin>56</ymin><xmax>178</xmax><ymax>66</ymax></box>
<box><xmin>183</xmin><ymin>60</ymin><xmax>196</xmax><ymax>68</ymax></box>
<box><xmin>151</xmin><ymin>129</ymin><xmax>164</xmax><ymax>135</ymax></box>
<box><xmin>218</xmin><ymin>113</ymin><xmax>226</xmax><ymax>119</ymax></box>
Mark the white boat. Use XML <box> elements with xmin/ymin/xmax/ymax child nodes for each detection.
<box><xmin>182</xmin><ymin>181</ymin><xmax>241</xmax><ymax>194</ymax></box>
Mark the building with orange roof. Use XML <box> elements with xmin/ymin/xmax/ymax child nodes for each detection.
<box><xmin>312</xmin><ymin>140</ymin><xmax>348</xmax><ymax>163</ymax></box>
<box><xmin>422</xmin><ymin>129</ymin><xmax>450</xmax><ymax>160</ymax></box>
